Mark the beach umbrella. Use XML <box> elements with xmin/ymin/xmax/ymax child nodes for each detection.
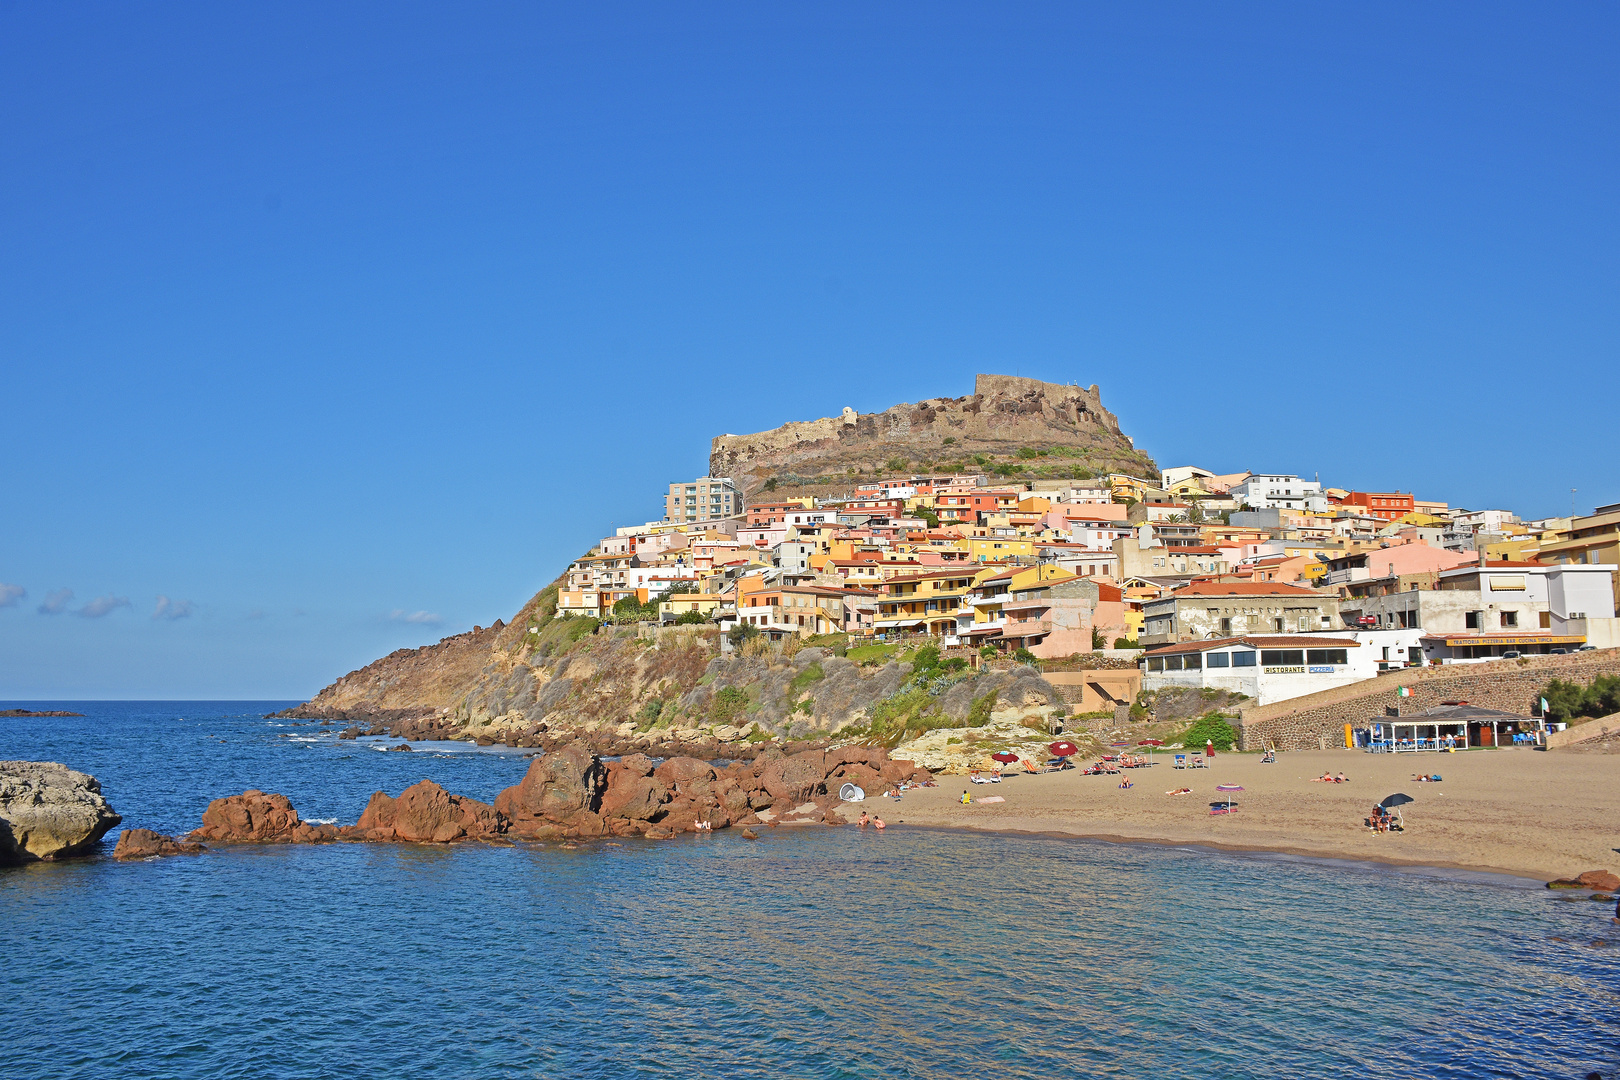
<box><xmin>1215</xmin><ymin>783</ymin><xmax>1243</xmax><ymax>810</ymax></box>
<box><xmin>1379</xmin><ymin>791</ymin><xmax>1413</xmax><ymax>828</ymax></box>
<box><xmin>1048</xmin><ymin>741</ymin><xmax>1080</xmax><ymax>759</ymax></box>
<box><xmin>991</xmin><ymin>751</ymin><xmax>1020</xmax><ymax>764</ymax></box>
<box><xmin>838</xmin><ymin>783</ymin><xmax>866</xmax><ymax>802</ymax></box>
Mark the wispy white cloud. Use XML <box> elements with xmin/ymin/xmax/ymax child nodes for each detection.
<box><xmin>78</xmin><ymin>595</ymin><xmax>132</xmax><ymax>619</ymax></box>
<box><xmin>38</xmin><ymin>588</ymin><xmax>73</xmax><ymax>615</ymax></box>
<box><xmin>388</xmin><ymin>609</ymin><xmax>443</xmax><ymax>626</ymax></box>
<box><xmin>153</xmin><ymin>595</ymin><xmax>195</xmax><ymax>620</ymax></box>
<box><xmin>0</xmin><ymin>583</ymin><xmax>24</xmax><ymax>608</ymax></box>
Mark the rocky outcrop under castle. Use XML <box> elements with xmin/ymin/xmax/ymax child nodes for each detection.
<box><xmin>0</xmin><ymin>761</ymin><xmax>122</xmax><ymax>863</ymax></box>
<box><xmin>711</xmin><ymin>373</ymin><xmax>1156</xmax><ymax>500</ymax></box>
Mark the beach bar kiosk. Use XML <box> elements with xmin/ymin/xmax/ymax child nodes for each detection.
<box><xmin>1361</xmin><ymin>703</ymin><xmax>1546</xmax><ymax>752</ymax></box>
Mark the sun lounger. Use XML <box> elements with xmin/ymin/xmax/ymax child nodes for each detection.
<box><xmin>1190</xmin><ymin>753</ymin><xmax>1207</xmax><ymax>768</ymax></box>
<box><xmin>1173</xmin><ymin>754</ymin><xmax>1187</xmax><ymax>769</ymax></box>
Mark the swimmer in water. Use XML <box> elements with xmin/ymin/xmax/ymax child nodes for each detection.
<box><xmin>873</xmin><ymin>816</ymin><xmax>886</xmax><ymax>830</ymax></box>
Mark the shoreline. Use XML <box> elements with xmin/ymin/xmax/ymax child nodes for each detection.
<box><xmin>867</xmin><ymin>747</ymin><xmax>1620</xmax><ymax>883</ymax></box>
<box><xmin>886</xmin><ymin>819</ymin><xmax>1552</xmax><ymax>884</ymax></box>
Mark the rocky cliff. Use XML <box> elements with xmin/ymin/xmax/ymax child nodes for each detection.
<box><xmin>710</xmin><ymin>373</ymin><xmax>1156</xmax><ymax>500</ymax></box>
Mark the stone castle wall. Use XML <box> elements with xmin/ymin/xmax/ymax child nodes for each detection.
<box><xmin>1238</xmin><ymin>649</ymin><xmax>1620</xmax><ymax>751</ymax></box>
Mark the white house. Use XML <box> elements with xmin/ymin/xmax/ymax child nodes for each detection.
<box><xmin>1141</xmin><ymin>634</ymin><xmax>1375</xmax><ymax>706</ymax></box>
<box><xmin>1230</xmin><ymin>474</ymin><xmax>1330</xmax><ymax>514</ymax></box>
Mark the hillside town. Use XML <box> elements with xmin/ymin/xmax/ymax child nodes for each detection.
<box><xmin>557</xmin><ymin>468</ymin><xmax>1619</xmax><ymax>710</ymax></box>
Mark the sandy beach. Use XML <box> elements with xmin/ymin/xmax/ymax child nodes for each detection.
<box><xmin>880</xmin><ymin>747</ymin><xmax>1620</xmax><ymax>882</ymax></box>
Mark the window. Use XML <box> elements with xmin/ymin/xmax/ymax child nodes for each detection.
<box><xmin>1465</xmin><ymin>611</ymin><xmax>1480</xmax><ymax>629</ymax></box>
<box><xmin>1261</xmin><ymin>649</ymin><xmax>1305</xmax><ymax>666</ymax></box>
<box><xmin>1147</xmin><ymin>657</ymin><xmax>1164</xmax><ymax>672</ymax></box>
<box><xmin>1500</xmin><ymin>611</ymin><xmax>1517</xmax><ymax>628</ymax></box>
<box><xmin>1232</xmin><ymin>651</ymin><xmax>1257</xmax><ymax>667</ymax></box>
<box><xmin>1274</xmin><ymin>618</ymin><xmax>1285</xmax><ymax>632</ymax></box>
<box><xmin>1306</xmin><ymin>649</ymin><xmax>1348</xmax><ymax>665</ymax></box>
<box><xmin>1184</xmin><ymin>653</ymin><xmax>1202</xmax><ymax>670</ymax></box>
<box><xmin>1540</xmin><ymin>611</ymin><xmax>1552</xmax><ymax>629</ymax></box>
<box><xmin>1208</xmin><ymin>652</ymin><xmax>1230</xmax><ymax>668</ymax></box>
<box><xmin>1299</xmin><ymin>616</ymin><xmax>1310</xmax><ymax>632</ymax></box>
<box><xmin>1219</xmin><ymin>617</ymin><xmax>1232</xmax><ymax>634</ymax></box>
<box><xmin>1164</xmin><ymin>655</ymin><xmax>1183</xmax><ymax>670</ymax></box>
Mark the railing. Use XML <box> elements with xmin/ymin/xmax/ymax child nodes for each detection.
<box><xmin>1000</xmin><ymin>618</ymin><xmax>1052</xmax><ymax>638</ymax></box>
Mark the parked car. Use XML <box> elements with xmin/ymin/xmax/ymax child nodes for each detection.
<box><xmin>1502</xmin><ymin>650</ymin><xmax>1522</xmax><ymax>659</ymax></box>
<box><xmin>1550</xmin><ymin>647</ymin><xmax>1568</xmax><ymax>654</ymax></box>
<box><xmin>1577</xmin><ymin>644</ymin><xmax>1597</xmax><ymax>651</ymax></box>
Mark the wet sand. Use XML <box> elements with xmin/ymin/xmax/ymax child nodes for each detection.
<box><xmin>880</xmin><ymin>747</ymin><xmax>1620</xmax><ymax>881</ymax></box>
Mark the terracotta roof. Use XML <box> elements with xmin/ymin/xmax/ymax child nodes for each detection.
<box><xmin>1145</xmin><ymin>635</ymin><xmax>1362</xmax><ymax>656</ymax></box>
<box><xmin>1171</xmin><ymin>581</ymin><xmax>1322</xmax><ymax>597</ymax></box>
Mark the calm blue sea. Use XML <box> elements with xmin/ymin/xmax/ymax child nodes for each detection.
<box><xmin>2</xmin><ymin>701</ymin><xmax>1617</xmax><ymax>1080</ymax></box>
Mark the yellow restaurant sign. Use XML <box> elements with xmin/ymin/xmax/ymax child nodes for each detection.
<box><xmin>1438</xmin><ymin>635</ymin><xmax>1584</xmax><ymax>647</ymax></box>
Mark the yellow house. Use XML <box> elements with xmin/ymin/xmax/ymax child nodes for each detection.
<box><xmin>874</xmin><ymin>569</ymin><xmax>980</xmax><ymax>636</ymax></box>
<box><xmin>957</xmin><ymin>562</ymin><xmax>1074</xmax><ymax>642</ymax></box>
<box><xmin>964</xmin><ymin>535</ymin><xmax>1034</xmax><ymax>562</ymax></box>
<box><xmin>658</xmin><ymin>593</ymin><xmax>726</xmax><ymax>621</ymax></box>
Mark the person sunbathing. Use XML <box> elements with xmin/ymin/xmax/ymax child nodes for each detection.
<box><xmin>1334</xmin><ymin>773</ymin><xmax>1348</xmax><ymax>783</ymax></box>
<box><xmin>1166</xmin><ymin>787</ymin><xmax>1191</xmax><ymax>795</ymax></box>
<box><xmin>1118</xmin><ymin>779</ymin><xmax>1133</xmax><ymax>790</ymax></box>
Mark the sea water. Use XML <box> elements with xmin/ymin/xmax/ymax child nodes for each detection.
<box><xmin>2</xmin><ymin>702</ymin><xmax>1616</xmax><ymax>1079</ymax></box>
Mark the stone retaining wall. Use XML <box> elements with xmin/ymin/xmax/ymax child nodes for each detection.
<box><xmin>1238</xmin><ymin>649</ymin><xmax>1620</xmax><ymax>751</ymax></box>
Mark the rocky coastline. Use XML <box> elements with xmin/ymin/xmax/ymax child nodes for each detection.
<box><xmin>111</xmin><ymin>740</ymin><xmax>928</xmax><ymax>857</ymax></box>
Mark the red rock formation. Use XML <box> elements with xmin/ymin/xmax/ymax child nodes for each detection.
<box><xmin>180</xmin><ymin>742</ymin><xmax>933</xmax><ymax>847</ymax></box>
<box><xmin>352</xmin><ymin>780</ymin><xmax>504</xmax><ymax>843</ymax></box>
<box><xmin>495</xmin><ymin>743</ymin><xmax>608</xmax><ymax>838</ymax></box>
<box><xmin>113</xmin><ymin>828</ymin><xmax>206</xmax><ymax>859</ymax></box>
<box><xmin>190</xmin><ymin>790</ymin><xmax>308</xmax><ymax>843</ymax></box>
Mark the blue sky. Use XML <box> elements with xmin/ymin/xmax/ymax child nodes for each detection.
<box><xmin>2</xmin><ymin>4</ymin><xmax>1616</xmax><ymax>699</ymax></box>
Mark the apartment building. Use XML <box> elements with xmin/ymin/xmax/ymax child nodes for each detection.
<box><xmin>664</xmin><ymin>477</ymin><xmax>741</xmax><ymax>524</ymax></box>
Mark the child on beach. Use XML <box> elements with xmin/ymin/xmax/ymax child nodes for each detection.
<box><xmin>961</xmin><ymin>790</ymin><xmax>971</xmax><ymax>805</ymax></box>
<box><xmin>857</xmin><ymin>811</ymin><xmax>870</xmax><ymax>827</ymax></box>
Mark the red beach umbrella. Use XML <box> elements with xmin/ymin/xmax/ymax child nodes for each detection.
<box><xmin>991</xmin><ymin>751</ymin><xmax>1021</xmax><ymax>763</ymax></box>
<box><xmin>1048</xmin><ymin>741</ymin><xmax>1081</xmax><ymax>758</ymax></box>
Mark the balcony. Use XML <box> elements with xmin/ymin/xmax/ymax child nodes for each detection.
<box><xmin>999</xmin><ymin>618</ymin><xmax>1052</xmax><ymax>639</ymax></box>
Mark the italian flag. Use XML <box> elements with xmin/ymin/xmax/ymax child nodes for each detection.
<box><xmin>1397</xmin><ymin>686</ymin><xmax>1411</xmax><ymax>698</ymax></box>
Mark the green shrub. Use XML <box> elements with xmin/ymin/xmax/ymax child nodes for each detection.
<box><xmin>966</xmin><ymin>690</ymin><xmax>998</xmax><ymax>727</ymax></box>
<box><xmin>1180</xmin><ymin>714</ymin><xmax>1238</xmax><ymax>752</ymax></box>
<box><xmin>1541</xmin><ymin>674</ymin><xmax>1620</xmax><ymax>723</ymax></box>
<box><xmin>980</xmin><ymin>645</ymin><xmax>998</xmax><ymax>660</ymax></box>
<box><xmin>1013</xmin><ymin>648</ymin><xmax>1037</xmax><ymax>665</ymax></box>
<box><xmin>1092</xmin><ymin>628</ymin><xmax>1107</xmax><ymax>650</ymax></box>
<box><xmin>712</xmin><ymin>685</ymin><xmax>748</xmax><ymax>722</ymax></box>
<box><xmin>674</xmin><ymin>609</ymin><xmax>708</xmax><ymax>625</ymax></box>
<box><xmin>789</xmin><ymin>662</ymin><xmax>826</xmax><ymax>695</ymax></box>
<box><xmin>1113</xmin><ymin>637</ymin><xmax>1139</xmax><ymax>649</ymax></box>
<box><xmin>728</xmin><ymin>623</ymin><xmax>760</xmax><ymax>647</ymax></box>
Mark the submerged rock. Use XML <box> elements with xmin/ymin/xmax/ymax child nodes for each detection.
<box><xmin>0</xmin><ymin>761</ymin><xmax>123</xmax><ymax>863</ymax></box>
<box><xmin>1548</xmin><ymin>870</ymin><xmax>1620</xmax><ymax>892</ymax></box>
<box><xmin>113</xmin><ymin>828</ymin><xmax>206</xmax><ymax>860</ymax></box>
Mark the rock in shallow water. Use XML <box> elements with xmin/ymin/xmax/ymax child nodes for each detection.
<box><xmin>113</xmin><ymin>828</ymin><xmax>206</xmax><ymax>860</ymax></box>
<box><xmin>0</xmin><ymin>760</ymin><xmax>123</xmax><ymax>863</ymax></box>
